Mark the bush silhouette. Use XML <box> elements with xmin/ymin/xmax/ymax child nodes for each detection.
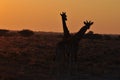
<box><xmin>18</xmin><ymin>29</ymin><xmax>34</xmax><ymax>37</ymax></box>
<box><xmin>0</xmin><ymin>29</ymin><xmax>9</xmax><ymax>36</ymax></box>
<box><xmin>104</xmin><ymin>35</ymin><xmax>112</xmax><ymax>40</ymax></box>
<box><xmin>118</xmin><ymin>35</ymin><xmax>120</xmax><ymax>40</ymax></box>
<box><xmin>84</xmin><ymin>31</ymin><xmax>103</xmax><ymax>39</ymax></box>
<box><xmin>87</xmin><ymin>31</ymin><xmax>94</xmax><ymax>34</ymax></box>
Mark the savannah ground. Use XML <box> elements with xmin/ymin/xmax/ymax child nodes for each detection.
<box><xmin>0</xmin><ymin>31</ymin><xmax>120</xmax><ymax>80</ymax></box>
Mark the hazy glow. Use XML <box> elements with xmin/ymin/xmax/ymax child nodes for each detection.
<box><xmin>0</xmin><ymin>0</ymin><xmax>120</xmax><ymax>34</ymax></box>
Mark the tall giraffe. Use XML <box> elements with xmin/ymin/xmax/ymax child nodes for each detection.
<box><xmin>70</xmin><ymin>20</ymin><xmax>94</xmax><ymax>62</ymax></box>
<box><xmin>55</xmin><ymin>12</ymin><xmax>94</xmax><ymax>80</ymax></box>
<box><xmin>60</xmin><ymin>12</ymin><xmax>71</xmax><ymax>39</ymax></box>
<box><xmin>56</xmin><ymin>13</ymin><xmax>94</xmax><ymax>63</ymax></box>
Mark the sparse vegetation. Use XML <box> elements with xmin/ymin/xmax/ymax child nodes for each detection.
<box><xmin>84</xmin><ymin>31</ymin><xmax>103</xmax><ymax>40</ymax></box>
<box><xmin>18</xmin><ymin>29</ymin><xmax>34</xmax><ymax>37</ymax></box>
<box><xmin>118</xmin><ymin>35</ymin><xmax>120</xmax><ymax>40</ymax></box>
<box><xmin>0</xmin><ymin>31</ymin><xmax>120</xmax><ymax>80</ymax></box>
<box><xmin>103</xmin><ymin>35</ymin><xmax>112</xmax><ymax>40</ymax></box>
<box><xmin>0</xmin><ymin>29</ymin><xmax>9</xmax><ymax>36</ymax></box>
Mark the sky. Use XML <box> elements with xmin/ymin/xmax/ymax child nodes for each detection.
<box><xmin>0</xmin><ymin>0</ymin><xmax>120</xmax><ymax>34</ymax></box>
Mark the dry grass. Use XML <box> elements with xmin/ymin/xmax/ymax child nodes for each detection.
<box><xmin>0</xmin><ymin>32</ymin><xmax>120</xmax><ymax>80</ymax></box>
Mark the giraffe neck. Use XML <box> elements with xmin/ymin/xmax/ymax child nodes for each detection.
<box><xmin>73</xmin><ymin>26</ymin><xmax>88</xmax><ymax>42</ymax></box>
<box><xmin>61</xmin><ymin>17</ymin><xmax>70</xmax><ymax>39</ymax></box>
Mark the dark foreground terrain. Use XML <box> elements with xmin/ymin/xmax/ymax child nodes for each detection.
<box><xmin>0</xmin><ymin>32</ymin><xmax>120</xmax><ymax>80</ymax></box>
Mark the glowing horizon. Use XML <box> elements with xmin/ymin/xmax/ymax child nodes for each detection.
<box><xmin>0</xmin><ymin>0</ymin><xmax>120</xmax><ymax>34</ymax></box>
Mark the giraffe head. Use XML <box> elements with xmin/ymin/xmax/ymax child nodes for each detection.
<box><xmin>84</xmin><ymin>20</ymin><xmax>94</xmax><ymax>29</ymax></box>
<box><xmin>60</xmin><ymin>12</ymin><xmax>67</xmax><ymax>21</ymax></box>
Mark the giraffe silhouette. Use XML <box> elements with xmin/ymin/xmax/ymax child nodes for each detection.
<box><xmin>60</xmin><ymin>12</ymin><xmax>71</xmax><ymax>39</ymax></box>
<box><xmin>55</xmin><ymin>12</ymin><xmax>93</xmax><ymax>80</ymax></box>
<box><xmin>56</xmin><ymin>12</ymin><xmax>93</xmax><ymax>63</ymax></box>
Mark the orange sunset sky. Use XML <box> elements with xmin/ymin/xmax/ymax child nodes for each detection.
<box><xmin>0</xmin><ymin>0</ymin><xmax>120</xmax><ymax>34</ymax></box>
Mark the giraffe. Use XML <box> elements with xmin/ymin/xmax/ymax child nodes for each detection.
<box><xmin>56</xmin><ymin>12</ymin><xmax>93</xmax><ymax>63</ymax></box>
<box><xmin>60</xmin><ymin>12</ymin><xmax>71</xmax><ymax>39</ymax></box>
<box><xmin>69</xmin><ymin>20</ymin><xmax>94</xmax><ymax>63</ymax></box>
<box><xmin>55</xmin><ymin>12</ymin><xmax>94</xmax><ymax>80</ymax></box>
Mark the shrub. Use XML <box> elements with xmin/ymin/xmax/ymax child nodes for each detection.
<box><xmin>93</xmin><ymin>34</ymin><xmax>103</xmax><ymax>39</ymax></box>
<box><xmin>18</xmin><ymin>29</ymin><xmax>34</xmax><ymax>37</ymax></box>
<box><xmin>0</xmin><ymin>29</ymin><xmax>9</xmax><ymax>36</ymax></box>
<box><xmin>87</xmin><ymin>31</ymin><xmax>94</xmax><ymax>35</ymax></box>
<box><xmin>84</xmin><ymin>31</ymin><xmax>103</xmax><ymax>39</ymax></box>
<box><xmin>118</xmin><ymin>35</ymin><xmax>120</xmax><ymax>40</ymax></box>
<box><xmin>103</xmin><ymin>35</ymin><xmax>112</xmax><ymax>40</ymax></box>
